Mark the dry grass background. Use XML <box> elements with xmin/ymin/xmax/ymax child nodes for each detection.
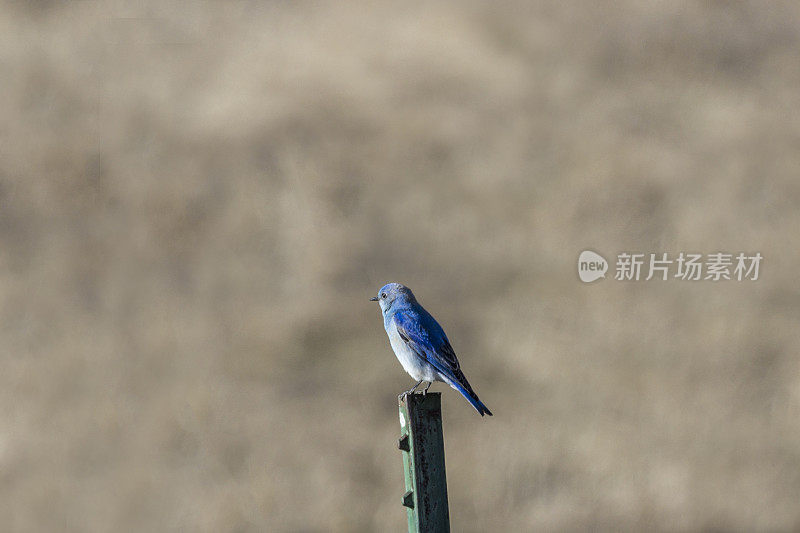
<box><xmin>1</xmin><ymin>1</ymin><xmax>800</xmax><ymax>531</ymax></box>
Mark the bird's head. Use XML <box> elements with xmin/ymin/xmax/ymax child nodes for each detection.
<box><xmin>370</xmin><ymin>282</ymin><xmax>416</xmax><ymax>313</ymax></box>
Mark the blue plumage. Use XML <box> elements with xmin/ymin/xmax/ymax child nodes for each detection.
<box><xmin>371</xmin><ymin>283</ymin><xmax>493</xmax><ymax>416</ymax></box>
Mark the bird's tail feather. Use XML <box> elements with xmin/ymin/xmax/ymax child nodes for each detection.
<box><xmin>446</xmin><ymin>374</ymin><xmax>493</xmax><ymax>417</ymax></box>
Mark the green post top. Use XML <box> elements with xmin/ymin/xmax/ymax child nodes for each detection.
<box><xmin>398</xmin><ymin>392</ymin><xmax>450</xmax><ymax>533</ymax></box>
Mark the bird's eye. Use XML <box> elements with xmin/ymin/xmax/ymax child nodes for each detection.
<box><xmin>381</xmin><ymin>293</ymin><xmax>387</xmax><ymax>299</ymax></box>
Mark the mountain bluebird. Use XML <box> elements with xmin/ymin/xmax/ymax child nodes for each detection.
<box><xmin>371</xmin><ymin>283</ymin><xmax>493</xmax><ymax>416</ymax></box>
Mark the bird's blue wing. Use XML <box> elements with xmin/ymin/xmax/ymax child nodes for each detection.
<box><xmin>393</xmin><ymin>309</ymin><xmax>460</xmax><ymax>376</ymax></box>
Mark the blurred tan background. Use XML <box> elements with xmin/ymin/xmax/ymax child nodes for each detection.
<box><xmin>2</xmin><ymin>1</ymin><xmax>800</xmax><ymax>531</ymax></box>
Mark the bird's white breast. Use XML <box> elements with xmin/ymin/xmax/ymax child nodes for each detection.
<box><xmin>386</xmin><ymin>319</ymin><xmax>438</xmax><ymax>382</ymax></box>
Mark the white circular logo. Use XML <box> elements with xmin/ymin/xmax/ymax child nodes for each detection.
<box><xmin>578</xmin><ymin>250</ymin><xmax>608</xmax><ymax>282</ymax></box>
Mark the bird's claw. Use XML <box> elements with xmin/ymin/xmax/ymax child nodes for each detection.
<box><xmin>399</xmin><ymin>380</ymin><xmax>424</xmax><ymax>401</ymax></box>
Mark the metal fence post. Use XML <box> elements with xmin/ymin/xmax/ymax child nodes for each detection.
<box><xmin>398</xmin><ymin>392</ymin><xmax>450</xmax><ymax>533</ymax></box>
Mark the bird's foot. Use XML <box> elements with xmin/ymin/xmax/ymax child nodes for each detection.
<box><xmin>398</xmin><ymin>389</ymin><xmax>413</xmax><ymax>401</ymax></box>
<box><xmin>399</xmin><ymin>380</ymin><xmax>424</xmax><ymax>401</ymax></box>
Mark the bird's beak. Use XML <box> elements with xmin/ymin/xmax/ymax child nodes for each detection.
<box><xmin>369</xmin><ymin>296</ymin><xmax>379</xmax><ymax>301</ymax></box>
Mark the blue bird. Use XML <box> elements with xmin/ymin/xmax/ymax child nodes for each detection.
<box><xmin>371</xmin><ymin>283</ymin><xmax>493</xmax><ymax>416</ymax></box>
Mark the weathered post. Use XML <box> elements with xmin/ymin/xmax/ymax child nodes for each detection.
<box><xmin>398</xmin><ymin>392</ymin><xmax>450</xmax><ymax>533</ymax></box>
